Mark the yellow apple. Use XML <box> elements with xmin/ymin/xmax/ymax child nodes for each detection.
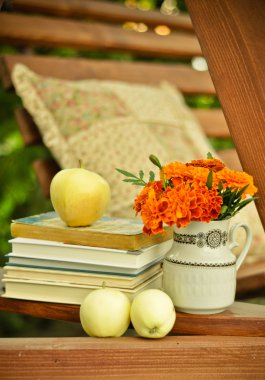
<box><xmin>50</xmin><ymin>168</ymin><xmax>111</xmax><ymax>227</ymax></box>
<box><xmin>130</xmin><ymin>289</ymin><xmax>176</xmax><ymax>338</ymax></box>
<box><xmin>80</xmin><ymin>288</ymin><xmax>131</xmax><ymax>337</ymax></box>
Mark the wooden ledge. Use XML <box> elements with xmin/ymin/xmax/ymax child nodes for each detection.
<box><xmin>1</xmin><ymin>335</ymin><xmax>265</xmax><ymax>379</ymax></box>
<box><xmin>1</xmin><ymin>296</ymin><xmax>265</xmax><ymax>337</ymax></box>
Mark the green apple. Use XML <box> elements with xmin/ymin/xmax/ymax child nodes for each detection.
<box><xmin>50</xmin><ymin>168</ymin><xmax>111</xmax><ymax>227</ymax></box>
<box><xmin>130</xmin><ymin>289</ymin><xmax>176</xmax><ymax>338</ymax></box>
<box><xmin>80</xmin><ymin>288</ymin><xmax>131</xmax><ymax>337</ymax></box>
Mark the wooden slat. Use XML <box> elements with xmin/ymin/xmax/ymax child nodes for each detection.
<box><xmin>1</xmin><ymin>336</ymin><xmax>265</xmax><ymax>379</ymax></box>
<box><xmin>1</xmin><ymin>297</ymin><xmax>265</xmax><ymax>337</ymax></box>
<box><xmin>14</xmin><ymin>108</ymin><xmax>42</xmax><ymax>145</ymax></box>
<box><xmin>0</xmin><ymin>295</ymin><xmax>80</xmax><ymax>322</ymax></box>
<box><xmin>0</xmin><ymin>13</ymin><xmax>202</xmax><ymax>59</ymax></box>
<box><xmin>237</xmin><ymin>260</ymin><xmax>265</xmax><ymax>296</ymax></box>
<box><xmin>172</xmin><ymin>302</ymin><xmax>265</xmax><ymax>337</ymax></box>
<box><xmin>13</xmin><ymin>0</ymin><xmax>194</xmax><ymax>32</ymax></box>
<box><xmin>0</xmin><ymin>54</ymin><xmax>215</xmax><ymax>95</ymax></box>
<box><xmin>217</xmin><ymin>149</ymin><xmax>242</xmax><ymax>171</ymax></box>
<box><xmin>32</xmin><ymin>159</ymin><xmax>60</xmax><ymax>198</ymax></box>
<box><xmin>192</xmin><ymin>108</ymin><xmax>230</xmax><ymax>138</ymax></box>
<box><xmin>186</xmin><ymin>0</ymin><xmax>265</xmax><ymax>229</ymax></box>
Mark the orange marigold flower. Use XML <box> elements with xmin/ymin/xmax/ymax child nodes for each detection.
<box><xmin>162</xmin><ymin>162</ymin><xmax>211</xmax><ymax>187</ymax></box>
<box><xmin>187</xmin><ymin>158</ymin><xmax>225</xmax><ymax>172</ymax></box>
<box><xmin>162</xmin><ymin>161</ymin><xmax>190</xmax><ymax>181</ymax></box>
<box><xmin>131</xmin><ymin>155</ymin><xmax>255</xmax><ymax>236</ymax></box>
<box><xmin>187</xmin><ymin>166</ymin><xmax>211</xmax><ymax>187</ymax></box>
<box><xmin>134</xmin><ymin>180</ymin><xmax>163</xmax><ymax>213</ymax></box>
<box><xmin>216</xmin><ymin>168</ymin><xmax>257</xmax><ymax>197</ymax></box>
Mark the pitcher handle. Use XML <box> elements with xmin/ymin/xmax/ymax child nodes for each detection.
<box><xmin>229</xmin><ymin>223</ymin><xmax>252</xmax><ymax>271</ymax></box>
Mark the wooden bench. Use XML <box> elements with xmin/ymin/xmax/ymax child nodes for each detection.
<box><xmin>0</xmin><ymin>1</ymin><xmax>265</xmax><ymax>377</ymax></box>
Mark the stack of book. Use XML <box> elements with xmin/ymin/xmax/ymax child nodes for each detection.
<box><xmin>2</xmin><ymin>212</ymin><xmax>173</xmax><ymax>304</ymax></box>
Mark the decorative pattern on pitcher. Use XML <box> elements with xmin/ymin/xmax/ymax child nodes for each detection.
<box><xmin>174</xmin><ymin>229</ymin><xmax>228</xmax><ymax>249</ymax></box>
<box><xmin>164</xmin><ymin>257</ymin><xmax>236</xmax><ymax>267</ymax></box>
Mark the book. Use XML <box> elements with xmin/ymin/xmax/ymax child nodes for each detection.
<box><xmin>3</xmin><ymin>262</ymin><xmax>162</xmax><ymax>289</ymax></box>
<box><xmin>2</xmin><ymin>271</ymin><xmax>163</xmax><ymax>304</ymax></box>
<box><xmin>9</xmin><ymin>237</ymin><xmax>172</xmax><ymax>268</ymax></box>
<box><xmin>10</xmin><ymin>212</ymin><xmax>172</xmax><ymax>250</ymax></box>
<box><xmin>6</xmin><ymin>254</ymin><xmax>163</xmax><ymax>276</ymax></box>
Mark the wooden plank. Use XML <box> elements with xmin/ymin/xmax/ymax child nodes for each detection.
<box><xmin>32</xmin><ymin>159</ymin><xmax>60</xmax><ymax>198</ymax></box>
<box><xmin>172</xmin><ymin>302</ymin><xmax>265</xmax><ymax>337</ymax></box>
<box><xmin>217</xmin><ymin>149</ymin><xmax>242</xmax><ymax>171</ymax></box>
<box><xmin>13</xmin><ymin>0</ymin><xmax>194</xmax><ymax>32</ymax></box>
<box><xmin>192</xmin><ymin>108</ymin><xmax>230</xmax><ymax>138</ymax></box>
<box><xmin>237</xmin><ymin>260</ymin><xmax>265</xmax><ymax>296</ymax></box>
<box><xmin>14</xmin><ymin>108</ymin><xmax>42</xmax><ymax>145</ymax></box>
<box><xmin>0</xmin><ymin>54</ymin><xmax>215</xmax><ymax>95</ymax></box>
<box><xmin>186</xmin><ymin>0</ymin><xmax>265</xmax><ymax>229</ymax></box>
<box><xmin>1</xmin><ymin>335</ymin><xmax>265</xmax><ymax>379</ymax></box>
<box><xmin>0</xmin><ymin>295</ymin><xmax>80</xmax><ymax>322</ymax></box>
<box><xmin>1</xmin><ymin>291</ymin><xmax>265</xmax><ymax>337</ymax></box>
<box><xmin>0</xmin><ymin>13</ymin><xmax>202</xmax><ymax>59</ymax></box>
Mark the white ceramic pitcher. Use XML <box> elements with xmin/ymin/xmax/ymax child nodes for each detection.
<box><xmin>162</xmin><ymin>219</ymin><xmax>252</xmax><ymax>314</ymax></box>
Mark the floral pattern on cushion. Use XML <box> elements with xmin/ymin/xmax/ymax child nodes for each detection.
<box><xmin>25</xmin><ymin>74</ymin><xmax>129</xmax><ymax>137</ymax></box>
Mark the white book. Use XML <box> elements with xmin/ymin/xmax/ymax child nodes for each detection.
<box><xmin>9</xmin><ymin>238</ymin><xmax>172</xmax><ymax>268</ymax></box>
<box><xmin>6</xmin><ymin>254</ymin><xmax>163</xmax><ymax>276</ymax></box>
<box><xmin>2</xmin><ymin>272</ymin><xmax>163</xmax><ymax>304</ymax></box>
<box><xmin>3</xmin><ymin>263</ymin><xmax>162</xmax><ymax>289</ymax></box>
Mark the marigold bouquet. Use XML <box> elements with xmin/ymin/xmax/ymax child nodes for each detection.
<box><xmin>116</xmin><ymin>153</ymin><xmax>257</xmax><ymax>235</ymax></box>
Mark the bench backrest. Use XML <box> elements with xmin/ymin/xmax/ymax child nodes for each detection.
<box><xmin>0</xmin><ymin>0</ymin><xmax>241</xmax><ymax>198</ymax></box>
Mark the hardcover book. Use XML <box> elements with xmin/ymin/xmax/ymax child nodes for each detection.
<box><xmin>9</xmin><ymin>237</ymin><xmax>172</xmax><ymax>268</ymax></box>
<box><xmin>11</xmin><ymin>212</ymin><xmax>172</xmax><ymax>250</ymax></box>
<box><xmin>2</xmin><ymin>271</ymin><xmax>163</xmax><ymax>304</ymax></box>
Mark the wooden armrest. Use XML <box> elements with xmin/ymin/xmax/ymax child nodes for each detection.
<box><xmin>1</xmin><ymin>335</ymin><xmax>265</xmax><ymax>378</ymax></box>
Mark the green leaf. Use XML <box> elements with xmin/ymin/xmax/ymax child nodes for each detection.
<box><xmin>139</xmin><ymin>170</ymin><xmax>144</xmax><ymax>180</ymax></box>
<box><xmin>236</xmin><ymin>184</ymin><xmax>249</xmax><ymax>200</ymax></box>
<box><xmin>122</xmin><ymin>178</ymin><xmax>137</xmax><ymax>183</ymax></box>
<box><xmin>228</xmin><ymin>188</ymin><xmax>238</xmax><ymax>208</ymax></box>
<box><xmin>207</xmin><ymin>152</ymin><xmax>213</xmax><ymax>159</ymax></box>
<box><xmin>149</xmin><ymin>171</ymin><xmax>155</xmax><ymax>182</ymax></box>
<box><xmin>206</xmin><ymin>170</ymin><xmax>213</xmax><ymax>190</ymax></box>
<box><xmin>220</xmin><ymin>205</ymin><xmax>228</xmax><ymax>214</ymax></box>
<box><xmin>236</xmin><ymin>197</ymin><xmax>256</xmax><ymax>212</ymax></box>
<box><xmin>131</xmin><ymin>180</ymin><xmax>146</xmax><ymax>186</ymax></box>
<box><xmin>218</xmin><ymin>181</ymin><xmax>223</xmax><ymax>192</ymax></box>
<box><xmin>115</xmin><ymin>168</ymin><xmax>138</xmax><ymax>178</ymax></box>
